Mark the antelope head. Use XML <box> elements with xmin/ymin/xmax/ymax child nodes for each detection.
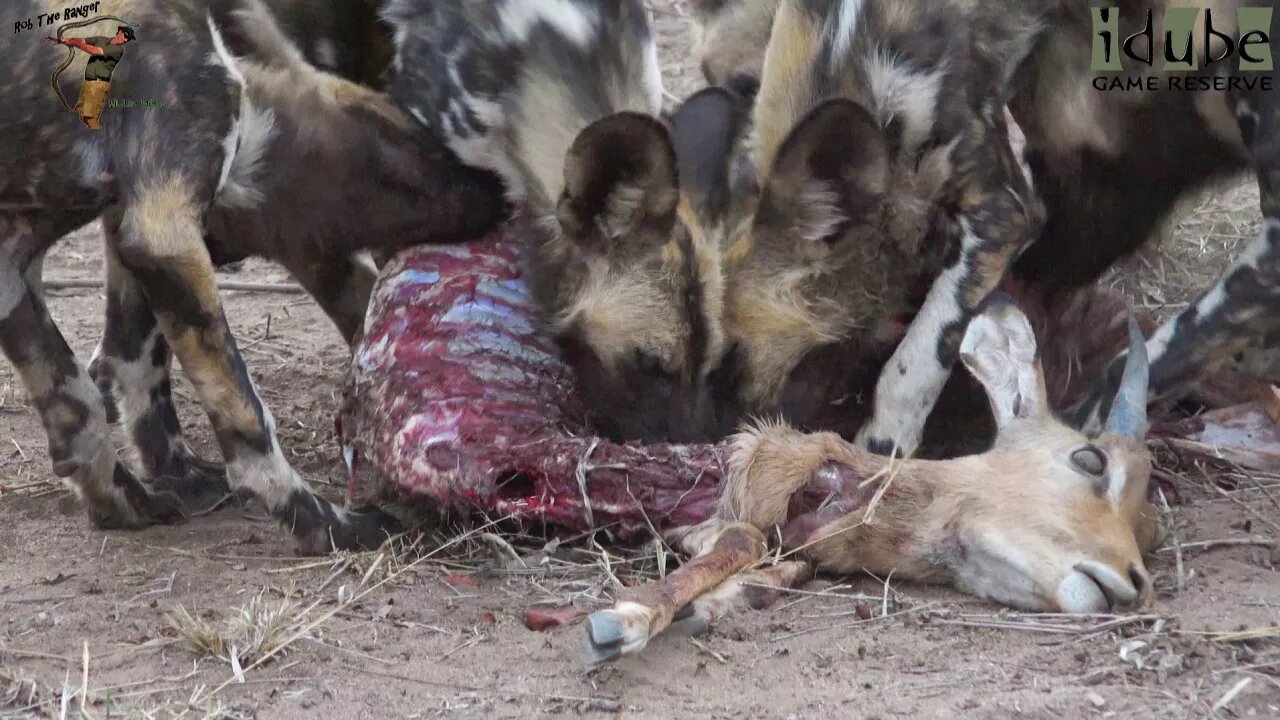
<box><xmin>725</xmin><ymin>295</ymin><xmax>1161</xmax><ymax>614</ymax></box>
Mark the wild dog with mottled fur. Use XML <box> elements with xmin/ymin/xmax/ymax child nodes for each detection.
<box><xmin>698</xmin><ymin>0</ymin><xmax>1279</xmax><ymax>454</ymax></box>
<box><xmin>0</xmin><ymin>0</ymin><xmax>505</xmax><ymax>551</ymax></box>
<box><xmin>386</xmin><ymin>0</ymin><xmax>754</xmax><ymax>443</ymax></box>
<box><xmin>716</xmin><ymin>0</ymin><xmax>1044</xmax><ymax>454</ymax></box>
<box><xmin>85</xmin><ymin>0</ymin><xmax>397</xmax><ymax>490</ymax></box>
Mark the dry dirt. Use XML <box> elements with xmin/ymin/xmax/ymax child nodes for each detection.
<box><xmin>2</xmin><ymin>3</ymin><xmax>1279</xmax><ymax>718</ymax></box>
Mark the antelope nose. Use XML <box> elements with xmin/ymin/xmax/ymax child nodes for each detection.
<box><xmin>1128</xmin><ymin>563</ymin><xmax>1153</xmax><ymax>606</ymax></box>
<box><xmin>1075</xmin><ymin>560</ymin><xmax>1144</xmax><ymax>610</ymax></box>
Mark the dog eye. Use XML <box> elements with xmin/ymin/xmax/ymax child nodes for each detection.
<box><xmin>1070</xmin><ymin>445</ymin><xmax>1107</xmax><ymax>477</ymax></box>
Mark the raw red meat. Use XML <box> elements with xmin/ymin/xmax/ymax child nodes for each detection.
<box><xmin>340</xmin><ymin>232</ymin><xmax>726</xmax><ymax>540</ymax></box>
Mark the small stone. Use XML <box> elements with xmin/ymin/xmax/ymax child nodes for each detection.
<box><xmin>1086</xmin><ymin>691</ymin><xmax>1106</xmax><ymax>708</ymax></box>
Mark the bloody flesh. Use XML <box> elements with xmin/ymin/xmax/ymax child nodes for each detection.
<box><xmin>340</xmin><ymin>232</ymin><xmax>727</xmax><ymax>540</ymax></box>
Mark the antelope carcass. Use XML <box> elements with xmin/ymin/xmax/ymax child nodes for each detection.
<box><xmin>581</xmin><ymin>295</ymin><xmax>1160</xmax><ymax>664</ymax></box>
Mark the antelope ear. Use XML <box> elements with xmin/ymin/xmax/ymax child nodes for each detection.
<box><xmin>755</xmin><ymin>98</ymin><xmax>888</xmax><ymax>251</ymax></box>
<box><xmin>557</xmin><ymin>112</ymin><xmax>679</xmax><ymax>259</ymax></box>
<box><xmin>959</xmin><ymin>293</ymin><xmax>1050</xmax><ymax>428</ymax></box>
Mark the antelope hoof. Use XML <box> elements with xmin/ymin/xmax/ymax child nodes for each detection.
<box><xmin>581</xmin><ymin>604</ymin><xmax>654</xmax><ymax>665</ymax></box>
<box><xmin>581</xmin><ymin>611</ymin><xmax>628</xmax><ymax>665</ymax></box>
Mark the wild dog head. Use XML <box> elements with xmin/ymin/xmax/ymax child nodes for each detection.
<box><xmin>386</xmin><ymin>0</ymin><xmax>758</xmax><ymax>443</ymax></box>
<box><xmin>530</xmin><ymin>88</ymin><xmax>756</xmax><ymax>443</ymax></box>
<box><xmin>719</xmin><ymin>0</ymin><xmax>963</xmax><ymax>434</ymax></box>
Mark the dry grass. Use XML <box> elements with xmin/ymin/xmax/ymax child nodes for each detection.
<box><xmin>167</xmin><ymin>591</ymin><xmax>307</xmax><ymax>672</ymax></box>
<box><xmin>1103</xmin><ymin>179</ymin><xmax>1256</xmax><ymax>323</ymax></box>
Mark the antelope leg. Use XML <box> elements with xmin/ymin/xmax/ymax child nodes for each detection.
<box><xmin>669</xmin><ymin>560</ymin><xmax>815</xmax><ymax>637</ymax></box>
<box><xmin>581</xmin><ymin>522</ymin><xmax>766</xmax><ymax>664</ymax></box>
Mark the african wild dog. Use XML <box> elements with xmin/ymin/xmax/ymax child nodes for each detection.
<box><xmin>384</xmin><ymin>0</ymin><xmax>755</xmax><ymax>443</ymax></box>
<box><xmin>84</xmin><ymin>0</ymin><xmax>397</xmax><ymax>482</ymax></box>
<box><xmin>85</xmin><ymin>0</ymin><xmax>398</xmax><ymax>484</ymax></box>
<box><xmin>0</xmin><ymin>0</ymin><xmax>506</xmax><ymax>551</ymax></box>
<box><xmin>582</xmin><ymin>297</ymin><xmax>1160</xmax><ymax>663</ymax></box>
<box><xmin>698</xmin><ymin>0</ymin><xmax>1278</xmax><ymax>457</ymax></box>
<box><xmin>710</xmin><ymin>0</ymin><xmax>1043</xmax><ymax>453</ymax></box>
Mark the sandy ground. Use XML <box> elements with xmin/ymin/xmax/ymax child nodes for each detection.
<box><xmin>3</xmin><ymin>2</ymin><xmax>1279</xmax><ymax>718</ymax></box>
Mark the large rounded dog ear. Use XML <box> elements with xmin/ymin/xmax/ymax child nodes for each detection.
<box><xmin>557</xmin><ymin>112</ymin><xmax>679</xmax><ymax>259</ymax></box>
<box><xmin>669</xmin><ymin>86</ymin><xmax>754</xmax><ymax>227</ymax></box>
<box><xmin>754</xmin><ymin>98</ymin><xmax>889</xmax><ymax>249</ymax></box>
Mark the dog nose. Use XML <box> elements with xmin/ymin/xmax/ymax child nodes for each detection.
<box><xmin>1075</xmin><ymin>560</ymin><xmax>1144</xmax><ymax>610</ymax></box>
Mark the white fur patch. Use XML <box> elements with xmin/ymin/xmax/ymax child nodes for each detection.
<box><xmin>641</xmin><ymin>31</ymin><xmax>664</xmax><ymax>114</ymax></box>
<box><xmin>793</xmin><ymin>181</ymin><xmax>847</xmax><ymax>244</ymax></box>
<box><xmin>207</xmin><ymin>15</ymin><xmax>278</xmax><ymax>209</ymax></box>
<box><xmin>1105</xmin><ymin>463</ymin><xmax>1130</xmax><ymax>504</ymax></box>
<box><xmin>112</xmin><ymin>328</ymin><xmax>169</xmax><ymax>448</ymax></box>
<box><xmin>207</xmin><ymin>16</ymin><xmax>247</xmax><ymax>86</ymax></box>
<box><xmin>314</xmin><ymin>38</ymin><xmax>338</xmax><ymax>69</ymax></box>
<box><xmin>855</xmin><ymin>217</ymin><xmax>985</xmax><ymax>454</ymax></box>
<box><xmin>828</xmin><ymin>0</ymin><xmax>865</xmax><ymax>70</ymax></box>
<box><xmin>498</xmin><ymin>0</ymin><xmax>598</xmax><ymax>47</ymax></box>
<box><xmin>71</xmin><ymin>139</ymin><xmax>109</xmax><ymax>189</ymax></box>
<box><xmin>226</xmin><ymin>447</ymin><xmax>315</xmax><ymax>511</ymax></box>
<box><xmin>950</xmin><ymin>528</ymin><xmax>1048</xmax><ymax>611</ymax></box>
<box><xmin>223</xmin><ymin>394</ymin><xmax>317</xmax><ymax>512</ymax></box>
<box><xmin>1003</xmin><ymin>108</ymin><xmax>1033</xmax><ymax>190</ymax></box>
<box><xmin>862</xmin><ymin>50</ymin><xmax>942</xmax><ymax>153</ymax></box>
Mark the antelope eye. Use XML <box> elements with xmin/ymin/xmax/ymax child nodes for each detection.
<box><xmin>1070</xmin><ymin>445</ymin><xmax>1107</xmax><ymax>477</ymax></box>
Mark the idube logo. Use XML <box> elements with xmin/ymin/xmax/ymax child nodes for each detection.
<box><xmin>1091</xmin><ymin>6</ymin><xmax>1273</xmax><ymax>92</ymax></box>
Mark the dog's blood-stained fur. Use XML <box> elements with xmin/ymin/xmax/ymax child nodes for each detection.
<box><xmin>718</xmin><ymin>0</ymin><xmax>1044</xmax><ymax>454</ymax></box>
<box><xmin>0</xmin><ymin>0</ymin><xmax>506</xmax><ymax>552</ymax></box>
<box><xmin>699</xmin><ymin>0</ymin><xmax>1280</xmax><ymax>451</ymax></box>
<box><xmin>385</xmin><ymin>0</ymin><xmax>750</xmax><ymax>444</ymax></box>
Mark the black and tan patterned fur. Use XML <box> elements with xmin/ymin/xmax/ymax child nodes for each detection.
<box><xmin>0</xmin><ymin>0</ymin><xmax>505</xmax><ymax>551</ymax></box>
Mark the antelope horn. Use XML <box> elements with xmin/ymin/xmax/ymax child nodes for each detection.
<box><xmin>1104</xmin><ymin>315</ymin><xmax>1149</xmax><ymax>438</ymax></box>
